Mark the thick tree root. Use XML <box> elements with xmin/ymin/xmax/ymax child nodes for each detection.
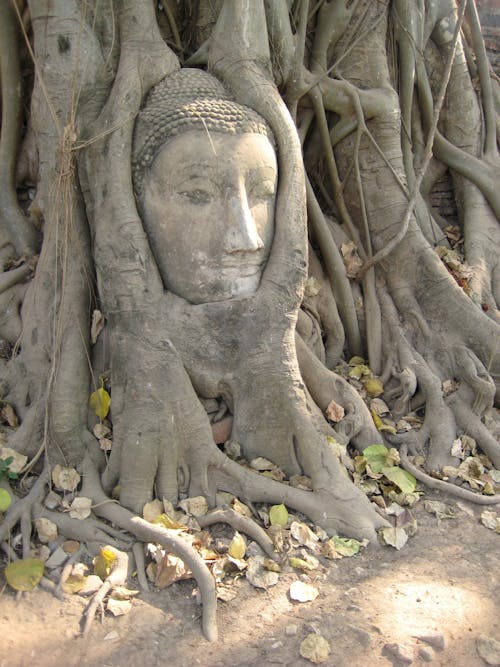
<box><xmin>400</xmin><ymin>445</ymin><xmax>500</xmax><ymax>505</ymax></box>
<box><xmin>32</xmin><ymin>505</ymin><xmax>130</xmax><ymax>550</ymax></box>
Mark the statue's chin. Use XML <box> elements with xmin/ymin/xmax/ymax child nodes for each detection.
<box><xmin>168</xmin><ymin>269</ymin><xmax>262</xmax><ymax>304</ymax></box>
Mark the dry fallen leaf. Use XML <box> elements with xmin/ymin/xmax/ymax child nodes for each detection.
<box><xmin>341</xmin><ymin>241</ymin><xmax>363</xmax><ymax>278</ymax></box>
<box><xmin>290</xmin><ymin>521</ymin><xmax>319</xmax><ymax>551</ymax></box>
<box><xmin>93</xmin><ymin>422</ymin><xmax>110</xmax><ymax>439</ymax></box>
<box><xmin>380</xmin><ymin>526</ymin><xmax>408</xmax><ymax>550</ymax></box>
<box><xmin>156</xmin><ymin>553</ymin><xmax>192</xmax><ymax>589</ymax></box>
<box><xmin>0</xmin><ymin>446</ymin><xmax>27</xmax><ymax>473</ymax></box>
<box><xmin>69</xmin><ymin>496</ymin><xmax>92</xmax><ymax>520</ymax></box>
<box><xmin>289</xmin><ymin>580</ymin><xmax>319</xmax><ymax>602</ymax></box>
<box><xmin>325</xmin><ymin>399</ymin><xmax>345</xmax><ymax>422</ymax></box>
<box><xmin>300</xmin><ymin>634</ymin><xmax>331</xmax><ymax>664</ymax></box>
<box><xmin>52</xmin><ymin>464</ymin><xmax>81</xmax><ymax>492</ymax></box>
<box><xmin>107</xmin><ymin>598</ymin><xmax>132</xmax><ymax>617</ymax></box>
<box><xmin>231</xmin><ymin>498</ymin><xmax>253</xmax><ymax>517</ymax></box>
<box><xmin>178</xmin><ymin>496</ymin><xmax>208</xmax><ymax>517</ymax></box>
<box><xmin>0</xmin><ymin>404</ymin><xmax>19</xmax><ymax>428</ymax></box>
<box><xmin>370</xmin><ymin>398</ymin><xmax>390</xmax><ymax>415</ymax></box>
<box><xmin>34</xmin><ymin>517</ymin><xmax>58</xmax><ymax>543</ymax></box>
<box><xmin>143</xmin><ymin>499</ymin><xmax>164</xmax><ymax>523</ymax></box>
<box><xmin>99</xmin><ymin>438</ymin><xmax>113</xmax><ymax>452</ymax></box>
<box><xmin>249</xmin><ymin>457</ymin><xmax>276</xmax><ymax>471</ymax></box>
<box><xmin>480</xmin><ymin>510</ymin><xmax>500</xmax><ymax>532</ymax></box>
<box><xmin>90</xmin><ymin>309</ymin><xmax>105</xmax><ymax>345</ymax></box>
<box><xmin>246</xmin><ymin>555</ymin><xmax>279</xmax><ymax>589</ymax></box>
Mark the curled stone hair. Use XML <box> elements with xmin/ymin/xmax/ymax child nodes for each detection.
<box><xmin>132</xmin><ymin>67</ymin><xmax>274</xmax><ymax>198</ymax></box>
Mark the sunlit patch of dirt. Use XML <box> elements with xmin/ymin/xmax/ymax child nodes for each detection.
<box><xmin>1</xmin><ymin>492</ymin><xmax>499</xmax><ymax>667</ymax></box>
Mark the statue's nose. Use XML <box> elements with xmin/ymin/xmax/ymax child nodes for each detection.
<box><xmin>225</xmin><ymin>189</ymin><xmax>264</xmax><ymax>253</ymax></box>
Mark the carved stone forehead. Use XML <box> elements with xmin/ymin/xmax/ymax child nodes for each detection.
<box><xmin>132</xmin><ymin>68</ymin><xmax>273</xmax><ymax>198</ymax></box>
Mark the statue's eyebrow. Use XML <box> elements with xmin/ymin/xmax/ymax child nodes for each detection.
<box><xmin>175</xmin><ymin>163</ymin><xmax>218</xmax><ymax>176</ymax></box>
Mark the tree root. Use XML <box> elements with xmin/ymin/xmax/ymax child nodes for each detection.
<box><xmin>0</xmin><ymin>470</ymin><xmax>48</xmax><ymax>543</ymax></box>
<box><xmin>400</xmin><ymin>445</ymin><xmax>500</xmax><ymax>506</ymax></box>
<box><xmin>32</xmin><ymin>505</ymin><xmax>131</xmax><ymax>550</ymax></box>
<box><xmin>132</xmin><ymin>542</ymin><xmax>150</xmax><ymax>592</ymax></box>
<box><xmin>82</xmin><ymin>546</ymin><xmax>129</xmax><ymax>638</ymax></box>
<box><xmin>197</xmin><ymin>508</ymin><xmax>277</xmax><ymax>560</ymax></box>
<box><xmin>81</xmin><ymin>457</ymin><xmax>218</xmax><ymax>642</ymax></box>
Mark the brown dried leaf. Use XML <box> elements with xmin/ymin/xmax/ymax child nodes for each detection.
<box><xmin>93</xmin><ymin>423</ymin><xmax>111</xmax><ymax>439</ymax></box>
<box><xmin>0</xmin><ymin>404</ymin><xmax>19</xmax><ymax>427</ymax></box>
<box><xmin>52</xmin><ymin>464</ymin><xmax>81</xmax><ymax>492</ymax></box>
<box><xmin>69</xmin><ymin>497</ymin><xmax>92</xmax><ymax>520</ymax></box>
<box><xmin>106</xmin><ymin>598</ymin><xmax>132</xmax><ymax>616</ymax></box>
<box><xmin>99</xmin><ymin>437</ymin><xmax>113</xmax><ymax>452</ymax></box>
<box><xmin>290</xmin><ymin>521</ymin><xmax>319</xmax><ymax>551</ymax></box>
<box><xmin>231</xmin><ymin>498</ymin><xmax>253</xmax><ymax>517</ymax></box>
<box><xmin>249</xmin><ymin>457</ymin><xmax>276</xmax><ymax>471</ymax></box>
<box><xmin>34</xmin><ymin>517</ymin><xmax>58</xmax><ymax>543</ymax></box>
<box><xmin>156</xmin><ymin>553</ymin><xmax>192</xmax><ymax>589</ymax></box>
<box><xmin>90</xmin><ymin>309</ymin><xmax>105</xmax><ymax>345</ymax></box>
<box><xmin>341</xmin><ymin>241</ymin><xmax>363</xmax><ymax>278</ymax></box>
<box><xmin>178</xmin><ymin>496</ymin><xmax>208</xmax><ymax>517</ymax></box>
<box><xmin>325</xmin><ymin>399</ymin><xmax>345</xmax><ymax>423</ymax></box>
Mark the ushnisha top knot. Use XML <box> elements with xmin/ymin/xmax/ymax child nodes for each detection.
<box><xmin>132</xmin><ymin>68</ymin><xmax>273</xmax><ymax>198</ymax></box>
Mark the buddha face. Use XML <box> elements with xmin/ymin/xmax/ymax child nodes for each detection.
<box><xmin>142</xmin><ymin>130</ymin><xmax>277</xmax><ymax>304</ymax></box>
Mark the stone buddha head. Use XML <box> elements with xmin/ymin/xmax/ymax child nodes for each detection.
<box><xmin>132</xmin><ymin>68</ymin><xmax>277</xmax><ymax>304</ymax></box>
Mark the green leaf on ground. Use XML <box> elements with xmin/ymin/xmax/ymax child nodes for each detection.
<box><xmin>363</xmin><ymin>445</ymin><xmax>389</xmax><ymax>473</ymax></box>
<box><xmin>0</xmin><ymin>488</ymin><xmax>12</xmax><ymax>512</ymax></box>
<box><xmin>5</xmin><ymin>558</ymin><xmax>44</xmax><ymax>591</ymax></box>
<box><xmin>330</xmin><ymin>535</ymin><xmax>361</xmax><ymax>557</ymax></box>
<box><xmin>381</xmin><ymin>466</ymin><xmax>417</xmax><ymax>493</ymax></box>
<box><xmin>269</xmin><ymin>503</ymin><xmax>288</xmax><ymax>527</ymax></box>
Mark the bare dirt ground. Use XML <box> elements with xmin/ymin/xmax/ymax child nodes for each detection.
<box><xmin>0</xmin><ymin>490</ymin><xmax>498</xmax><ymax>667</ymax></box>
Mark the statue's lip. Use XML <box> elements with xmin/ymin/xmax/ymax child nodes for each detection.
<box><xmin>219</xmin><ymin>262</ymin><xmax>264</xmax><ymax>273</ymax></box>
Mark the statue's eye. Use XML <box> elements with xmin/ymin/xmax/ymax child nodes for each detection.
<box><xmin>249</xmin><ymin>181</ymin><xmax>276</xmax><ymax>201</ymax></box>
<box><xmin>179</xmin><ymin>189</ymin><xmax>214</xmax><ymax>204</ymax></box>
